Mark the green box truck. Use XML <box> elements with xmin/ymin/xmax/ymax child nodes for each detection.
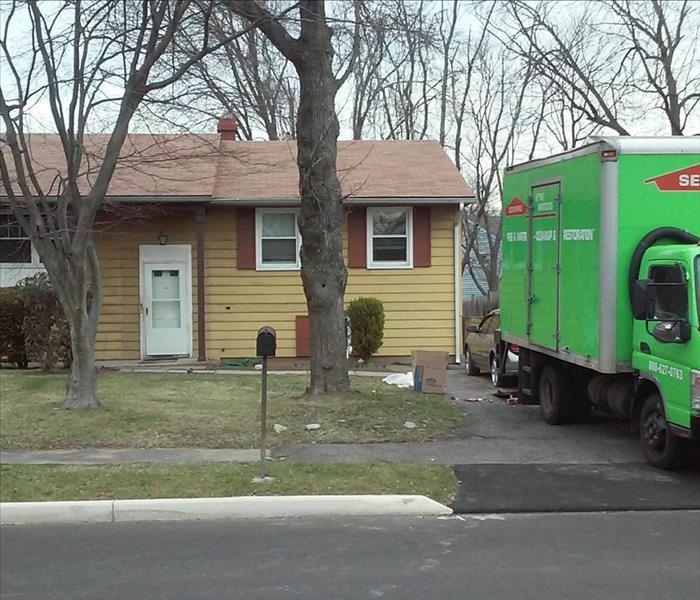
<box><xmin>499</xmin><ymin>137</ymin><xmax>700</xmax><ymax>469</ymax></box>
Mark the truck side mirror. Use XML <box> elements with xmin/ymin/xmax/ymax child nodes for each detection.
<box><xmin>677</xmin><ymin>320</ymin><xmax>692</xmax><ymax>343</ymax></box>
<box><xmin>632</xmin><ymin>280</ymin><xmax>654</xmax><ymax>320</ymax></box>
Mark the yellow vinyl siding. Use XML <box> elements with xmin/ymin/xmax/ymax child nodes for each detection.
<box><xmin>94</xmin><ymin>205</ymin><xmax>457</xmax><ymax>360</ymax></box>
<box><xmin>346</xmin><ymin>205</ymin><xmax>456</xmax><ymax>356</ymax></box>
<box><xmin>95</xmin><ymin>214</ymin><xmax>199</xmax><ymax>360</ymax></box>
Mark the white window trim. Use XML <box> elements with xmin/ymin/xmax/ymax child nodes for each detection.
<box><xmin>1</xmin><ymin>217</ymin><xmax>44</xmax><ymax>286</ymax></box>
<box><xmin>255</xmin><ymin>207</ymin><xmax>301</xmax><ymax>271</ymax></box>
<box><xmin>366</xmin><ymin>206</ymin><xmax>413</xmax><ymax>269</ymax></box>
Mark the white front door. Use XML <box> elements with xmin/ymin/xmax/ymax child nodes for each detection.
<box><xmin>140</xmin><ymin>245</ymin><xmax>192</xmax><ymax>357</ymax></box>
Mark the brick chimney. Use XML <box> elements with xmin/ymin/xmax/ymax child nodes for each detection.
<box><xmin>217</xmin><ymin>116</ymin><xmax>237</xmax><ymax>140</ymax></box>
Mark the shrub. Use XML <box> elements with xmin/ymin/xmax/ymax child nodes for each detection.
<box><xmin>16</xmin><ymin>273</ymin><xmax>72</xmax><ymax>370</ymax></box>
<box><xmin>347</xmin><ymin>297</ymin><xmax>385</xmax><ymax>361</ymax></box>
<box><xmin>0</xmin><ymin>287</ymin><xmax>28</xmax><ymax>368</ymax></box>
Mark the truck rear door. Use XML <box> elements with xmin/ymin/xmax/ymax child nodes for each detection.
<box><xmin>528</xmin><ymin>182</ymin><xmax>561</xmax><ymax>350</ymax></box>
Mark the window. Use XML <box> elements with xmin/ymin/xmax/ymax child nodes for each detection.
<box><xmin>483</xmin><ymin>315</ymin><xmax>499</xmax><ymax>334</ymax></box>
<box><xmin>255</xmin><ymin>208</ymin><xmax>301</xmax><ymax>270</ymax></box>
<box><xmin>0</xmin><ymin>213</ymin><xmax>32</xmax><ymax>264</ymax></box>
<box><xmin>367</xmin><ymin>207</ymin><xmax>412</xmax><ymax>268</ymax></box>
<box><xmin>648</xmin><ymin>264</ymin><xmax>689</xmax><ymax>343</ymax></box>
<box><xmin>649</xmin><ymin>264</ymin><xmax>688</xmax><ymax>322</ymax></box>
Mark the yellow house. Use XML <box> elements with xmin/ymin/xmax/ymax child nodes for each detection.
<box><xmin>1</xmin><ymin>123</ymin><xmax>473</xmax><ymax>362</ymax></box>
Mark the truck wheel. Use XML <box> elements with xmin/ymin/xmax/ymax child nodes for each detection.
<box><xmin>539</xmin><ymin>365</ymin><xmax>575</xmax><ymax>425</ymax></box>
<box><xmin>465</xmin><ymin>347</ymin><xmax>479</xmax><ymax>376</ymax></box>
<box><xmin>490</xmin><ymin>355</ymin><xmax>506</xmax><ymax>388</ymax></box>
<box><xmin>639</xmin><ymin>393</ymin><xmax>685</xmax><ymax>470</ymax></box>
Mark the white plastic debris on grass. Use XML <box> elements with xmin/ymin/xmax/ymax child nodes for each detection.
<box><xmin>382</xmin><ymin>371</ymin><xmax>414</xmax><ymax>389</ymax></box>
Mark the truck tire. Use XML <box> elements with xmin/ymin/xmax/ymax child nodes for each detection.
<box><xmin>465</xmin><ymin>347</ymin><xmax>480</xmax><ymax>376</ymax></box>
<box><xmin>539</xmin><ymin>365</ymin><xmax>575</xmax><ymax>425</ymax></box>
<box><xmin>639</xmin><ymin>393</ymin><xmax>685</xmax><ymax>470</ymax></box>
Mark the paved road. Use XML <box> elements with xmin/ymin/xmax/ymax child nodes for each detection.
<box><xmin>2</xmin><ymin>512</ymin><xmax>699</xmax><ymax>600</ymax></box>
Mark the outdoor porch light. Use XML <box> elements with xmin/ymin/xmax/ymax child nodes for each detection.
<box><xmin>158</xmin><ymin>232</ymin><xmax>168</xmax><ymax>245</ymax></box>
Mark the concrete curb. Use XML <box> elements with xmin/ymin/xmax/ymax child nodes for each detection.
<box><xmin>0</xmin><ymin>495</ymin><xmax>452</xmax><ymax>525</ymax></box>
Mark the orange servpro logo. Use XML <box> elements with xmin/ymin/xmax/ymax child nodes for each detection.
<box><xmin>645</xmin><ymin>163</ymin><xmax>700</xmax><ymax>191</ymax></box>
<box><xmin>505</xmin><ymin>196</ymin><xmax>527</xmax><ymax>216</ymax></box>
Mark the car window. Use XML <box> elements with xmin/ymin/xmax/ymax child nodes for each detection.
<box><xmin>482</xmin><ymin>316</ymin><xmax>496</xmax><ymax>334</ymax></box>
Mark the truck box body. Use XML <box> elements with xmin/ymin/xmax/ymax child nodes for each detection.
<box><xmin>500</xmin><ymin>137</ymin><xmax>700</xmax><ymax>374</ymax></box>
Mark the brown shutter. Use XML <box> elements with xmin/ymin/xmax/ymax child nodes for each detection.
<box><xmin>236</xmin><ymin>208</ymin><xmax>255</xmax><ymax>270</ymax></box>
<box><xmin>413</xmin><ymin>206</ymin><xmax>431</xmax><ymax>267</ymax></box>
<box><xmin>296</xmin><ymin>315</ymin><xmax>310</xmax><ymax>357</ymax></box>
<box><xmin>347</xmin><ymin>207</ymin><xmax>367</xmax><ymax>268</ymax></box>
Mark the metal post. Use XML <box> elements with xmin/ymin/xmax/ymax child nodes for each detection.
<box><xmin>259</xmin><ymin>355</ymin><xmax>268</xmax><ymax>479</ymax></box>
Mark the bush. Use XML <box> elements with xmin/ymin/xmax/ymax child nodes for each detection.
<box><xmin>347</xmin><ymin>297</ymin><xmax>385</xmax><ymax>361</ymax></box>
<box><xmin>16</xmin><ymin>273</ymin><xmax>72</xmax><ymax>370</ymax></box>
<box><xmin>0</xmin><ymin>287</ymin><xmax>28</xmax><ymax>368</ymax></box>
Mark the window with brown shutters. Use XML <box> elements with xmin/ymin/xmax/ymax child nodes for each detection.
<box><xmin>347</xmin><ymin>205</ymin><xmax>432</xmax><ymax>270</ymax></box>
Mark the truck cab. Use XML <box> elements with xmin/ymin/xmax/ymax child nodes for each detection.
<box><xmin>632</xmin><ymin>244</ymin><xmax>700</xmax><ymax>466</ymax></box>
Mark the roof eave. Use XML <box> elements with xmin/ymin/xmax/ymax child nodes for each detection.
<box><xmin>211</xmin><ymin>196</ymin><xmax>474</xmax><ymax>206</ymax></box>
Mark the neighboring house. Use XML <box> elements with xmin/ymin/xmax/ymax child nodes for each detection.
<box><xmin>461</xmin><ymin>215</ymin><xmax>502</xmax><ymax>299</ymax></box>
<box><xmin>1</xmin><ymin>119</ymin><xmax>474</xmax><ymax>361</ymax></box>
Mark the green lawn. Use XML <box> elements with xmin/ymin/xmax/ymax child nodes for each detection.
<box><xmin>0</xmin><ymin>370</ymin><xmax>465</xmax><ymax>449</ymax></box>
<box><xmin>0</xmin><ymin>463</ymin><xmax>457</xmax><ymax>505</ymax></box>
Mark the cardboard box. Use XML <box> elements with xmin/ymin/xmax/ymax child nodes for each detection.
<box><xmin>412</xmin><ymin>351</ymin><xmax>448</xmax><ymax>394</ymax></box>
<box><xmin>412</xmin><ymin>350</ymin><xmax>448</xmax><ymax>369</ymax></box>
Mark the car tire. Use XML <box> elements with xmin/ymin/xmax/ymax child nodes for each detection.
<box><xmin>465</xmin><ymin>347</ymin><xmax>479</xmax><ymax>376</ymax></box>
<box><xmin>490</xmin><ymin>354</ymin><xmax>506</xmax><ymax>388</ymax></box>
<box><xmin>538</xmin><ymin>365</ymin><xmax>575</xmax><ymax>425</ymax></box>
<box><xmin>639</xmin><ymin>393</ymin><xmax>685</xmax><ymax>470</ymax></box>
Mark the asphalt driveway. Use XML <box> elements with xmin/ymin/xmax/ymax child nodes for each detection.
<box><xmin>448</xmin><ymin>368</ymin><xmax>700</xmax><ymax>513</ymax></box>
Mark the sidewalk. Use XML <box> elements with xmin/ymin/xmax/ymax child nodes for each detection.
<box><xmin>1</xmin><ymin>435</ymin><xmax>643</xmax><ymax>466</ymax></box>
<box><xmin>1</xmin><ymin>448</ymin><xmax>265</xmax><ymax>465</ymax></box>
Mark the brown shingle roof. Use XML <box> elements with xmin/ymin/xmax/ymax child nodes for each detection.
<box><xmin>213</xmin><ymin>139</ymin><xmax>472</xmax><ymax>199</ymax></box>
<box><xmin>2</xmin><ymin>134</ymin><xmax>472</xmax><ymax>200</ymax></box>
<box><xmin>2</xmin><ymin>133</ymin><xmax>221</xmax><ymax>197</ymax></box>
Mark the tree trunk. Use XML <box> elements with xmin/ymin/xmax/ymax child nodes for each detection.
<box><xmin>59</xmin><ymin>242</ymin><xmax>102</xmax><ymax>409</ymax></box>
<box><xmin>295</xmin><ymin>22</ymin><xmax>350</xmax><ymax>395</ymax></box>
<box><xmin>64</xmin><ymin>309</ymin><xmax>99</xmax><ymax>409</ymax></box>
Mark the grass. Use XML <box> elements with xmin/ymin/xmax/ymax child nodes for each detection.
<box><xmin>0</xmin><ymin>370</ymin><xmax>465</xmax><ymax>449</ymax></box>
<box><xmin>0</xmin><ymin>463</ymin><xmax>458</xmax><ymax>505</ymax></box>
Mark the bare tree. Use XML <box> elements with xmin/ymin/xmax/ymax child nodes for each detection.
<box><xmin>375</xmin><ymin>0</ymin><xmax>439</xmax><ymax>140</ymax></box>
<box><xmin>0</xmin><ymin>0</ymin><xmax>248</xmax><ymax>408</ymax></box>
<box><xmin>349</xmin><ymin>2</ymin><xmax>391</xmax><ymax>140</ymax></box>
<box><xmin>500</xmin><ymin>0</ymin><xmax>699</xmax><ymax>136</ymax></box>
<box><xmin>604</xmin><ymin>0</ymin><xmax>699</xmax><ymax>135</ymax></box>
<box><xmin>172</xmin><ymin>6</ymin><xmax>299</xmax><ymax>140</ymax></box>
<box><xmin>438</xmin><ymin>0</ymin><xmax>459</xmax><ymax>147</ymax></box>
<box><xmin>224</xmin><ymin>0</ymin><xmax>362</xmax><ymax>395</ymax></box>
<box><xmin>500</xmin><ymin>0</ymin><xmax>634</xmax><ymax>135</ymax></box>
<box><xmin>460</xmin><ymin>44</ymin><xmax>536</xmax><ymax>295</ymax></box>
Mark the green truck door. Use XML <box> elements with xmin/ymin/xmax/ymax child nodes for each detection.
<box><xmin>528</xmin><ymin>182</ymin><xmax>561</xmax><ymax>350</ymax></box>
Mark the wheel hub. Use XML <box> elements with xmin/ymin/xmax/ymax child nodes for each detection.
<box><xmin>644</xmin><ymin>411</ymin><xmax>667</xmax><ymax>451</ymax></box>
